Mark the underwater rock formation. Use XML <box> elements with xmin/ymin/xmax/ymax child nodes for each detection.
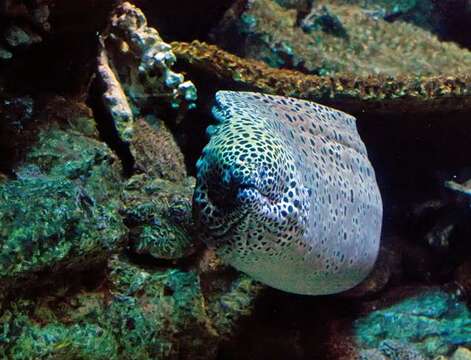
<box><xmin>209</xmin><ymin>0</ymin><xmax>471</xmax><ymax>77</ymax></box>
<box><xmin>122</xmin><ymin>173</ymin><xmax>195</xmax><ymax>260</ymax></box>
<box><xmin>0</xmin><ymin>255</ymin><xmax>261</xmax><ymax>359</ymax></box>
<box><xmin>172</xmin><ymin>40</ymin><xmax>471</xmax><ymax>114</ymax></box>
<box><xmin>1</xmin><ymin>0</ymin><xmax>471</xmax><ymax>358</ymax></box>
<box><xmin>0</xmin><ymin>98</ymin><xmax>126</xmax><ymax>296</ymax></box>
<box><xmin>354</xmin><ymin>289</ymin><xmax>471</xmax><ymax>357</ymax></box>
<box><xmin>0</xmin><ymin>3</ymin><xmax>263</xmax><ymax>356</ymax></box>
<box><xmin>96</xmin><ymin>2</ymin><xmax>197</xmax><ymax>143</ymax></box>
<box><xmin>451</xmin><ymin>347</ymin><xmax>471</xmax><ymax>360</ymax></box>
<box><xmin>0</xmin><ymin>0</ymin><xmax>50</xmax><ymax>61</ymax></box>
<box><xmin>359</xmin><ymin>340</ymin><xmax>426</xmax><ymax>360</ymax></box>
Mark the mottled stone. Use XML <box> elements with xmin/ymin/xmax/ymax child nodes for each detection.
<box><xmin>210</xmin><ymin>0</ymin><xmax>471</xmax><ymax>77</ymax></box>
<box><xmin>122</xmin><ymin>174</ymin><xmax>195</xmax><ymax>260</ymax></box>
<box><xmin>4</xmin><ymin>25</ymin><xmax>41</xmax><ymax>47</ymax></box>
<box><xmin>97</xmin><ymin>2</ymin><xmax>197</xmax><ymax>143</ymax></box>
<box><xmin>131</xmin><ymin>117</ymin><xmax>187</xmax><ymax>182</ymax></box>
<box><xmin>451</xmin><ymin>347</ymin><xmax>471</xmax><ymax>360</ymax></box>
<box><xmin>455</xmin><ymin>260</ymin><xmax>471</xmax><ymax>302</ymax></box>
<box><xmin>0</xmin><ymin>254</ymin><xmax>261</xmax><ymax>359</ymax></box>
<box><xmin>354</xmin><ymin>290</ymin><xmax>471</xmax><ymax>357</ymax></box>
<box><xmin>0</xmin><ymin>102</ymin><xmax>127</xmax><ymax>294</ymax></box>
<box><xmin>172</xmin><ymin>40</ymin><xmax>471</xmax><ymax>115</ymax></box>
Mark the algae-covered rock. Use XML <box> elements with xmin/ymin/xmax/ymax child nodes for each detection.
<box><xmin>359</xmin><ymin>339</ymin><xmax>426</xmax><ymax>360</ymax></box>
<box><xmin>130</xmin><ymin>117</ymin><xmax>187</xmax><ymax>182</ymax></box>
<box><xmin>122</xmin><ymin>174</ymin><xmax>195</xmax><ymax>259</ymax></box>
<box><xmin>354</xmin><ymin>290</ymin><xmax>471</xmax><ymax>357</ymax></box>
<box><xmin>104</xmin><ymin>256</ymin><xmax>216</xmax><ymax>359</ymax></box>
<box><xmin>0</xmin><ymin>0</ymin><xmax>49</xmax><ymax>62</ymax></box>
<box><xmin>0</xmin><ymin>105</ymin><xmax>127</xmax><ymax>293</ymax></box>
<box><xmin>451</xmin><ymin>347</ymin><xmax>471</xmax><ymax>360</ymax></box>
<box><xmin>96</xmin><ymin>2</ymin><xmax>197</xmax><ymax>143</ymax></box>
<box><xmin>172</xmin><ymin>40</ymin><xmax>471</xmax><ymax>114</ymax></box>
<box><xmin>210</xmin><ymin>0</ymin><xmax>471</xmax><ymax>77</ymax></box>
<box><xmin>8</xmin><ymin>322</ymin><xmax>118</xmax><ymax>360</ymax></box>
<box><xmin>121</xmin><ymin>115</ymin><xmax>195</xmax><ymax>260</ymax></box>
<box><xmin>0</xmin><ymin>254</ymin><xmax>261</xmax><ymax>359</ymax></box>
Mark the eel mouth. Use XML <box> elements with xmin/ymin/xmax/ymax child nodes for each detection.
<box><xmin>204</xmin><ymin>185</ymin><xmax>267</xmax><ymax>240</ymax></box>
<box><xmin>207</xmin><ymin>209</ymin><xmax>248</xmax><ymax>241</ymax></box>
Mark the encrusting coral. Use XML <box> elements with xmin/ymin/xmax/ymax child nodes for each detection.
<box><xmin>97</xmin><ymin>2</ymin><xmax>197</xmax><ymax>143</ymax></box>
<box><xmin>210</xmin><ymin>0</ymin><xmax>471</xmax><ymax>77</ymax></box>
<box><xmin>0</xmin><ymin>99</ymin><xmax>127</xmax><ymax>296</ymax></box>
<box><xmin>172</xmin><ymin>40</ymin><xmax>471</xmax><ymax>114</ymax></box>
<box><xmin>354</xmin><ymin>289</ymin><xmax>471</xmax><ymax>357</ymax></box>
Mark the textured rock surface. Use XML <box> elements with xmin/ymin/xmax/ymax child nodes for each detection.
<box><xmin>210</xmin><ymin>0</ymin><xmax>471</xmax><ymax>76</ymax></box>
<box><xmin>354</xmin><ymin>290</ymin><xmax>471</xmax><ymax>357</ymax></box>
<box><xmin>0</xmin><ymin>0</ymin><xmax>50</xmax><ymax>61</ymax></box>
<box><xmin>1</xmin><ymin>0</ymin><xmax>471</xmax><ymax>359</ymax></box>
<box><xmin>451</xmin><ymin>347</ymin><xmax>471</xmax><ymax>360</ymax></box>
<box><xmin>0</xmin><ymin>255</ymin><xmax>261</xmax><ymax>359</ymax></box>
<box><xmin>122</xmin><ymin>174</ymin><xmax>195</xmax><ymax>260</ymax></box>
<box><xmin>0</xmin><ymin>99</ymin><xmax>126</xmax><ymax>295</ymax></box>
<box><xmin>97</xmin><ymin>2</ymin><xmax>197</xmax><ymax>143</ymax></box>
<box><xmin>172</xmin><ymin>40</ymin><xmax>471</xmax><ymax>114</ymax></box>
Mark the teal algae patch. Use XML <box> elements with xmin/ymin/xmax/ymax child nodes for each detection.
<box><xmin>104</xmin><ymin>257</ymin><xmax>215</xmax><ymax>359</ymax></box>
<box><xmin>354</xmin><ymin>290</ymin><xmax>471</xmax><ymax>356</ymax></box>
<box><xmin>122</xmin><ymin>175</ymin><xmax>195</xmax><ymax>259</ymax></box>
<box><xmin>0</xmin><ymin>255</ymin><xmax>261</xmax><ymax>359</ymax></box>
<box><xmin>0</xmin><ymin>123</ymin><xmax>127</xmax><ymax>291</ymax></box>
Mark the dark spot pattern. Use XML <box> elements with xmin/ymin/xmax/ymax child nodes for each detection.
<box><xmin>193</xmin><ymin>91</ymin><xmax>383</xmax><ymax>295</ymax></box>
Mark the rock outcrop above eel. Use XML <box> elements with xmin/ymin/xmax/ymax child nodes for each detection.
<box><xmin>172</xmin><ymin>40</ymin><xmax>471</xmax><ymax>114</ymax></box>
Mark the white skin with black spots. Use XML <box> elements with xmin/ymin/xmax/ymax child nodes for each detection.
<box><xmin>193</xmin><ymin>91</ymin><xmax>383</xmax><ymax>295</ymax></box>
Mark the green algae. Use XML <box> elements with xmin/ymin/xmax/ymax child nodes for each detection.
<box><xmin>211</xmin><ymin>0</ymin><xmax>471</xmax><ymax>77</ymax></box>
<box><xmin>0</xmin><ymin>250</ymin><xmax>262</xmax><ymax>359</ymax></box>
<box><xmin>354</xmin><ymin>290</ymin><xmax>471</xmax><ymax>356</ymax></box>
<box><xmin>0</xmin><ymin>117</ymin><xmax>127</xmax><ymax>293</ymax></box>
<box><xmin>207</xmin><ymin>274</ymin><xmax>263</xmax><ymax>338</ymax></box>
<box><xmin>122</xmin><ymin>175</ymin><xmax>195</xmax><ymax>260</ymax></box>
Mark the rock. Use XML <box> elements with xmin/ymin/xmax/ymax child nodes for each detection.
<box><xmin>209</xmin><ymin>0</ymin><xmax>471</xmax><ymax>77</ymax></box>
<box><xmin>358</xmin><ymin>349</ymin><xmax>388</xmax><ymax>360</ymax></box>
<box><xmin>172</xmin><ymin>40</ymin><xmax>471</xmax><ymax>115</ymax></box>
<box><xmin>122</xmin><ymin>174</ymin><xmax>195</xmax><ymax>260</ymax></box>
<box><xmin>451</xmin><ymin>347</ymin><xmax>471</xmax><ymax>360</ymax></box>
<box><xmin>301</xmin><ymin>5</ymin><xmax>349</xmax><ymax>39</ymax></box>
<box><xmin>354</xmin><ymin>289</ymin><xmax>471</xmax><ymax>357</ymax></box>
<box><xmin>96</xmin><ymin>45</ymin><xmax>134</xmax><ymax>143</ymax></box>
<box><xmin>120</xmin><ymin>115</ymin><xmax>193</xmax><ymax>260</ymax></box>
<box><xmin>0</xmin><ymin>46</ymin><xmax>13</xmax><ymax>60</ymax></box>
<box><xmin>358</xmin><ymin>340</ymin><xmax>427</xmax><ymax>360</ymax></box>
<box><xmin>0</xmin><ymin>0</ymin><xmax>50</xmax><ymax>61</ymax></box>
<box><xmin>378</xmin><ymin>339</ymin><xmax>426</xmax><ymax>360</ymax></box>
<box><xmin>455</xmin><ymin>260</ymin><xmax>471</xmax><ymax>302</ymax></box>
<box><xmin>445</xmin><ymin>178</ymin><xmax>471</xmax><ymax>198</ymax></box>
<box><xmin>0</xmin><ymin>0</ymin><xmax>115</xmax><ymax>95</ymax></box>
<box><xmin>0</xmin><ymin>95</ymin><xmax>34</xmax><ymax>130</ymax></box>
<box><xmin>131</xmin><ymin>117</ymin><xmax>187</xmax><ymax>182</ymax></box>
<box><xmin>273</xmin><ymin>0</ymin><xmax>313</xmax><ymax>12</ymax></box>
<box><xmin>0</xmin><ymin>99</ymin><xmax>127</xmax><ymax>295</ymax></box>
<box><xmin>96</xmin><ymin>2</ymin><xmax>197</xmax><ymax>143</ymax></box>
<box><xmin>4</xmin><ymin>25</ymin><xmax>41</xmax><ymax>47</ymax></box>
<box><xmin>0</xmin><ymin>255</ymin><xmax>262</xmax><ymax>359</ymax></box>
